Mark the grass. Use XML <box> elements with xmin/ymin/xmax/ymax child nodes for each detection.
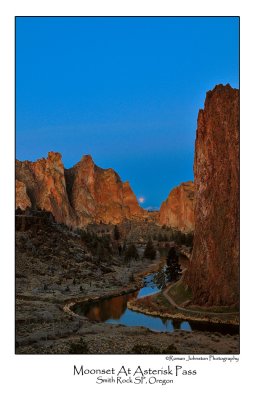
<box><xmin>134</xmin><ymin>292</ymin><xmax>179</xmax><ymax>315</ymax></box>
<box><xmin>187</xmin><ymin>304</ymin><xmax>239</xmax><ymax>313</ymax></box>
<box><xmin>133</xmin><ymin>281</ymin><xmax>239</xmax><ymax>326</ymax></box>
<box><xmin>168</xmin><ymin>280</ymin><xmax>239</xmax><ymax>315</ymax></box>
<box><xmin>167</xmin><ymin>280</ymin><xmax>193</xmax><ymax>305</ymax></box>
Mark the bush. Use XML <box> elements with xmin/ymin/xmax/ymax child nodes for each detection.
<box><xmin>158</xmin><ymin>233</ymin><xmax>164</xmax><ymax>242</ymax></box>
<box><xmin>130</xmin><ymin>344</ymin><xmax>180</xmax><ymax>354</ymax></box>
<box><xmin>113</xmin><ymin>225</ymin><xmax>120</xmax><ymax>240</ymax></box>
<box><xmin>81</xmin><ymin>230</ymin><xmax>112</xmax><ymax>260</ymax></box>
<box><xmin>161</xmin><ymin>344</ymin><xmax>180</xmax><ymax>354</ymax></box>
<box><xmin>124</xmin><ymin>244</ymin><xmax>139</xmax><ymax>262</ymax></box>
<box><xmin>130</xmin><ymin>344</ymin><xmax>160</xmax><ymax>354</ymax></box>
<box><xmin>166</xmin><ymin>247</ymin><xmax>178</xmax><ymax>266</ymax></box>
<box><xmin>69</xmin><ymin>338</ymin><xmax>88</xmax><ymax>354</ymax></box>
<box><xmin>171</xmin><ymin>230</ymin><xmax>193</xmax><ymax>247</ymax></box>
<box><xmin>144</xmin><ymin>239</ymin><xmax>156</xmax><ymax>260</ymax></box>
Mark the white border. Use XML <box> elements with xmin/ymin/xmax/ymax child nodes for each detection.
<box><xmin>0</xmin><ymin>1</ymin><xmax>253</xmax><ymax>398</ymax></box>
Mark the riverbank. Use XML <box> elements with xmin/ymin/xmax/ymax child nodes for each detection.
<box><xmin>16</xmin><ymin>248</ymin><xmax>239</xmax><ymax>354</ymax></box>
<box><xmin>63</xmin><ymin>259</ymin><xmax>162</xmax><ymax>318</ymax></box>
<box><xmin>127</xmin><ymin>258</ymin><xmax>239</xmax><ymax>333</ymax></box>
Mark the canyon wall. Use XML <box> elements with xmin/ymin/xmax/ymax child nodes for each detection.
<box><xmin>65</xmin><ymin>154</ymin><xmax>146</xmax><ymax>225</ymax></box>
<box><xmin>16</xmin><ymin>152</ymin><xmax>76</xmax><ymax>226</ymax></box>
<box><xmin>159</xmin><ymin>181</ymin><xmax>194</xmax><ymax>232</ymax></box>
<box><xmin>16</xmin><ymin>152</ymin><xmax>146</xmax><ymax>226</ymax></box>
<box><xmin>185</xmin><ymin>84</ymin><xmax>240</xmax><ymax>306</ymax></box>
<box><xmin>16</xmin><ymin>180</ymin><xmax>32</xmax><ymax>210</ymax></box>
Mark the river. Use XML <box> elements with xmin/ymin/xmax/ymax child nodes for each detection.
<box><xmin>73</xmin><ymin>265</ymin><xmax>192</xmax><ymax>333</ymax></box>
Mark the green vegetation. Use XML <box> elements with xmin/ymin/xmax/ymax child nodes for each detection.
<box><xmin>124</xmin><ymin>243</ymin><xmax>139</xmax><ymax>262</ymax></box>
<box><xmin>144</xmin><ymin>239</ymin><xmax>156</xmax><ymax>260</ymax></box>
<box><xmin>113</xmin><ymin>225</ymin><xmax>120</xmax><ymax>240</ymax></box>
<box><xmin>80</xmin><ymin>230</ymin><xmax>113</xmax><ymax>260</ymax></box>
<box><xmin>158</xmin><ymin>233</ymin><xmax>163</xmax><ymax>242</ymax></box>
<box><xmin>167</xmin><ymin>280</ymin><xmax>193</xmax><ymax>305</ymax></box>
<box><xmin>166</xmin><ymin>247</ymin><xmax>178</xmax><ymax>266</ymax></box>
<box><xmin>172</xmin><ymin>231</ymin><xmax>193</xmax><ymax>247</ymax></box>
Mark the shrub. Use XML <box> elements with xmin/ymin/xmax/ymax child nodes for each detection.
<box><xmin>161</xmin><ymin>344</ymin><xmax>180</xmax><ymax>354</ymax></box>
<box><xmin>144</xmin><ymin>239</ymin><xmax>156</xmax><ymax>260</ymax></box>
<box><xmin>69</xmin><ymin>338</ymin><xmax>88</xmax><ymax>354</ymax></box>
<box><xmin>166</xmin><ymin>247</ymin><xmax>178</xmax><ymax>265</ymax></box>
<box><xmin>113</xmin><ymin>225</ymin><xmax>120</xmax><ymax>240</ymax></box>
<box><xmin>131</xmin><ymin>344</ymin><xmax>160</xmax><ymax>354</ymax></box>
<box><xmin>124</xmin><ymin>244</ymin><xmax>139</xmax><ymax>262</ymax></box>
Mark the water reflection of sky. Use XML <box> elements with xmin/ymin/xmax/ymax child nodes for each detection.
<box><xmin>107</xmin><ymin>308</ymin><xmax>191</xmax><ymax>333</ymax></box>
<box><xmin>74</xmin><ymin>269</ymin><xmax>192</xmax><ymax>333</ymax></box>
<box><xmin>106</xmin><ymin>271</ymin><xmax>191</xmax><ymax>333</ymax></box>
<box><xmin>137</xmin><ymin>273</ymin><xmax>161</xmax><ymax>298</ymax></box>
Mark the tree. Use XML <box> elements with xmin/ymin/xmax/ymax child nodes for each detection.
<box><xmin>124</xmin><ymin>244</ymin><xmax>139</xmax><ymax>262</ymax></box>
<box><xmin>113</xmin><ymin>225</ymin><xmax>120</xmax><ymax>240</ymax></box>
<box><xmin>166</xmin><ymin>246</ymin><xmax>181</xmax><ymax>282</ymax></box>
<box><xmin>144</xmin><ymin>239</ymin><xmax>156</xmax><ymax>260</ymax></box>
<box><xmin>118</xmin><ymin>244</ymin><xmax>122</xmax><ymax>255</ymax></box>
<box><xmin>158</xmin><ymin>233</ymin><xmax>164</xmax><ymax>242</ymax></box>
<box><xmin>166</xmin><ymin>247</ymin><xmax>178</xmax><ymax>266</ymax></box>
<box><xmin>96</xmin><ymin>242</ymin><xmax>109</xmax><ymax>261</ymax></box>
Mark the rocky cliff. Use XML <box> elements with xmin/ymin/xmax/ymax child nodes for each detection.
<box><xmin>16</xmin><ymin>179</ymin><xmax>32</xmax><ymax>210</ymax></box>
<box><xmin>185</xmin><ymin>84</ymin><xmax>240</xmax><ymax>306</ymax></box>
<box><xmin>16</xmin><ymin>152</ymin><xmax>146</xmax><ymax>226</ymax></box>
<box><xmin>65</xmin><ymin>155</ymin><xmax>146</xmax><ymax>225</ymax></box>
<box><xmin>159</xmin><ymin>181</ymin><xmax>194</xmax><ymax>232</ymax></box>
<box><xmin>16</xmin><ymin>152</ymin><xmax>76</xmax><ymax>226</ymax></box>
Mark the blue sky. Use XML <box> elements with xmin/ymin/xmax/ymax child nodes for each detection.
<box><xmin>16</xmin><ymin>17</ymin><xmax>239</xmax><ymax>208</ymax></box>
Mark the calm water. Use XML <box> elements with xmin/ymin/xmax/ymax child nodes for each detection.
<box><xmin>73</xmin><ymin>267</ymin><xmax>192</xmax><ymax>333</ymax></box>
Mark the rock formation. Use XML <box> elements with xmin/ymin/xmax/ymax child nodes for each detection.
<box><xmin>16</xmin><ymin>179</ymin><xmax>31</xmax><ymax>210</ymax></box>
<box><xmin>65</xmin><ymin>154</ymin><xmax>146</xmax><ymax>225</ymax></box>
<box><xmin>16</xmin><ymin>152</ymin><xmax>76</xmax><ymax>226</ymax></box>
<box><xmin>16</xmin><ymin>152</ymin><xmax>146</xmax><ymax>226</ymax></box>
<box><xmin>185</xmin><ymin>84</ymin><xmax>239</xmax><ymax>306</ymax></box>
<box><xmin>159</xmin><ymin>181</ymin><xmax>194</xmax><ymax>232</ymax></box>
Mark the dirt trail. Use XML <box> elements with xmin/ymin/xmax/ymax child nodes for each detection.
<box><xmin>162</xmin><ymin>267</ymin><xmax>239</xmax><ymax>317</ymax></box>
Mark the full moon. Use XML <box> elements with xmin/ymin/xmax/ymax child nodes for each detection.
<box><xmin>138</xmin><ymin>196</ymin><xmax>145</xmax><ymax>204</ymax></box>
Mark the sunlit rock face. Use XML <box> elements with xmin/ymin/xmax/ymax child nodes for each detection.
<box><xmin>65</xmin><ymin>155</ymin><xmax>146</xmax><ymax>225</ymax></box>
<box><xmin>16</xmin><ymin>152</ymin><xmax>146</xmax><ymax>227</ymax></box>
<box><xmin>15</xmin><ymin>179</ymin><xmax>31</xmax><ymax>210</ymax></box>
<box><xmin>185</xmin><ymin>84</ymin><xmax>240</xmax><ymax>306</ymax></box>
<box><xmin>16</xmin><ymin>152</ymin><xmax>76</xmax><ymax>226</ymax></box>
<box><xmin>159</xmin><ymin>181</ymin><xmax>194</xmax><ymax>232</ymax></box>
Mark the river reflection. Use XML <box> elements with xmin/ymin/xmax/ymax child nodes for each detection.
<box><xmin>77</xmin><ymin>291</ymin><xmax>139</xmax><ymax>322</ymax></box>
<box><xmin>73</xmin><ymin>269</ymin><xmax>192</xmax><ymax>333</ymax></box>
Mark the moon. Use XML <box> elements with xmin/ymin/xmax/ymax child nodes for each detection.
<box><xmin>138</xmin><ymin>196</ymin><xmax>145</xmax><ymax>204</ymax></box>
